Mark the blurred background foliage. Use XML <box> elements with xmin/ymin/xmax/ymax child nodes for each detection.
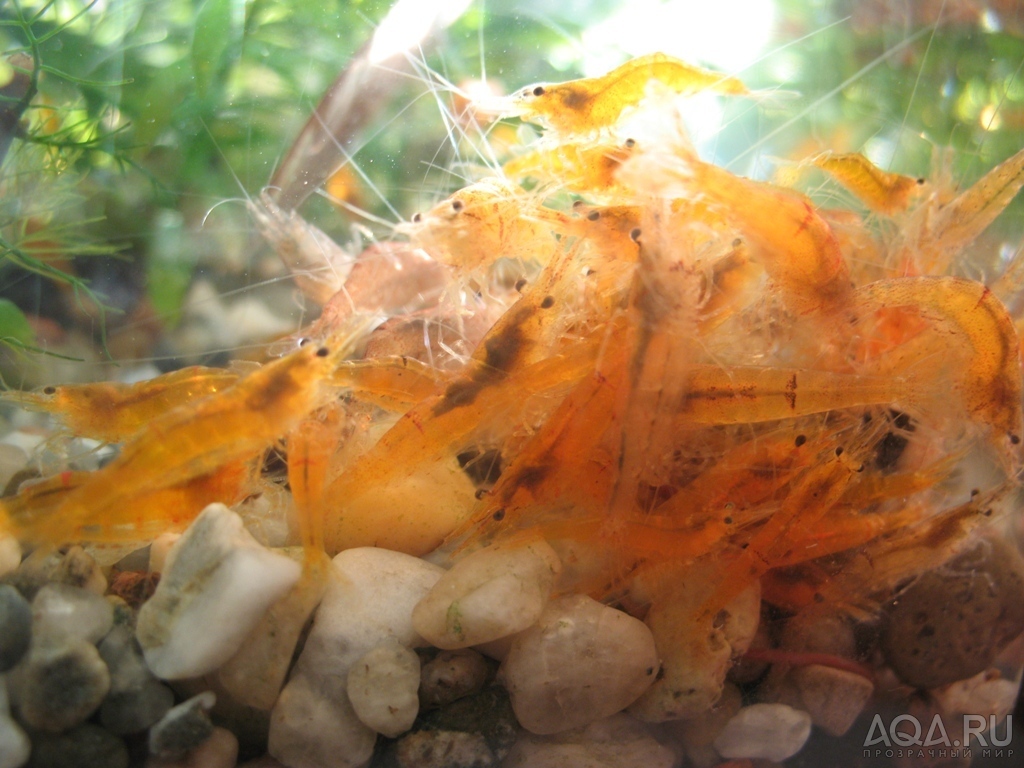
<box><xmin>2</xmin><ymin>0</ymin><xmax>1024</xmax><ymax>381</ymax></box>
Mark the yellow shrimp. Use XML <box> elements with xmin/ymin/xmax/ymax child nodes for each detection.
<box><xmin>2</xmin><ymin>320</ymin><xmax>372</xmax><ymax>547</ymax></box>
<box><xmin>811</xmin><ymin>151</ymin><xmax>926</xmax><ymax>215</ymax></box>
<box><xmin>1</xmin><ymin>366</ymin><xmax>239</xmax><ymax>444</ymax></box>
<box><xmin>502</xmin><ymin>137</ymin><xmax>639</xmax><ymax>193</ymax></box>
<box><xmin>490</xmin><ymin>52</ymin><xmax>750</xmax><ymax>136</ymax></box>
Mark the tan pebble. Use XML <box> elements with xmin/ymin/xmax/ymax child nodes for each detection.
<box><xmin>792</xmin><ymin>664</ymin><xmax>873</xmax><ymax>736</ymax></box>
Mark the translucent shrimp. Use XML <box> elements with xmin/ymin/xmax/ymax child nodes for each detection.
<box><xmin>811</xmin><ymin>151</ymin><xmax>926</xmax><ymax>215</ymax></box>
<box><xmin>502</xmin><ymin>137</ymin><xmax>639</xmax><ymax>194</ymax></box>
<box><xmin>620</xmin><ymin>149</ymin><xmax>853</xmax><ymax>315</ymax></box>
<box><xmin>486</xmin><ymin>52</ymin><xmax>750</xmax><ymax>137</ymax></box>
<box><xmin>3</xmin><ymin>319</ymin><xmax>373</xmax><ymax>547</ymax></box>
<box><xmin>1</xmin><ymin>366</ymin><xmax>239</xmax><ymax>444</ymax></box>
<box><xmin>397</xmin><ymin>178</ymin><xmax>569</xmax><ymax>271</ymax></box>
<box><xmin>893</xmin><ymin>145</ymin><xmax>1024</xmax><ymax>275</ymax></box>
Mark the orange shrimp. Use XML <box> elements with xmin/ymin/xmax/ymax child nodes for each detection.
<box><xmin>397</xmin><ymin>178</ymin><xmax>569</xmax><ymax>270</ymax></box>
<box><xmin>1</xmin><ymin>366</ymin><xmax>239</xmax><ymax>444</ymax></box>
<box><xmin>7</xmin><ymin>320</ymin><xmax>372</xmax><ymax>547</ymax></box>
<box><xmin>854</xmin><ymin>276</ymin><xmax>1024</xmax><ymax>463</ymax></box>
<box><xmin>331</xmin><ymin>356</ymin><xmax>445</xmax><ymax>412</ymax></box>
<box><xmin>489</xmin><ymin>52</ymin><xmax>750</xmax><ymax>136</ymax></box>
<box><xmin>811</xmin><ymin>152</ymin><xmax>926</xmax><ymax>215</ymax></box>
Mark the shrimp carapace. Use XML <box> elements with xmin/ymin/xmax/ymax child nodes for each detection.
<box><xmin>811</xmin><ymin>152</ymin><xmax>926</xmax><ymax>215</ymax></box>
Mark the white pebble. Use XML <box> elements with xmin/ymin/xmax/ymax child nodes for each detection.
<box><xmin>32</xmin><ymin>584</ymin><xmax>114</xmax><ymax>645</ymax></box>
<box><xmin>136</xmin><ymin>504</ymin><xmax>302</xmax><ymax>680</ymax></box>
<box><xmin>793</xmin><ymin>664</ymin><xmax>873</xmax><ymax>737</ymax></box>
<box><xmin>413</xmin><ymin>542</ymin><xmax>561</xmax><ymax>649</ymax></box>
<box><xmin>269</xmin><ymin>547</ymin><xmax>444</xmax><ymax>768</ymax></box>
<box><xmin>713</xmin><ymin>703</ymin><xmax>812</xmax><ymax>762</ymax></box>
<box><xmin>347</xmin><ymin>642</ymin><xmax>420</xmax><ymax>737</ymax></box>
<box><xmin>148</xmin><ymin>533</ymin><xmax>181</xmax><ymax>573</ymax></box>
<box><xmin>502</xmin><ymin>594</ymin><xmax>658</xmax><ymax>734</ymax></box>
<box><xmin>504</xmin><ymin>713</ymin><xmax>676</xmax><ymax>768</ymax></box>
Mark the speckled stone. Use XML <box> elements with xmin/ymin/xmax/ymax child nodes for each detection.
<box><xmin>418</xmin><ymin>649</ymin><xmax>491</xmax><ymax>710</ymax></box>
<box><xmin>13</xmin><ymin>639</ymin><xmax>111</xmax><ymax>732</ymax></box>
<box><xmin>98</xmin><ymin>626</ymin><xmax>175</xmax><ymax>734</ymax></box>
<box><xmin>27</xmin><ymin>723</ymin><xmax>129</xmax><ymax>768</ymax></box>
<box><xmin>149</xmin><ymin>691</ymin><xmax>217</xmax><ymax>761</ymax></box>
<box><xmin>0</xmin><ymin>584</ymin><xmax>31</xmax><ymax>672</ymax></box>
<box><xmin>145</xmin><ymin>726</ymin><xmax>239</xmax><ymax>768</ymax></box>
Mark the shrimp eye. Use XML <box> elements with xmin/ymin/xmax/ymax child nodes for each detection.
<box><xmin>629</xmin><ymin>228</ymin><xmax>642</xmax><ymax>243</ymax></box>
<box><xmin>411</xmin><ymin>212</ymin><xmax>423</xmax><ymax>223</ymax></box>
<box><xmin>42</xmin><ymin>385</ymin><xmax>57</xmax><ymax>395</ymax></box>
<box><xmin>587</xmin><ymin>211</ymin><xmax>601</xmax><ymax>221</ymax></box>
<box><xmin>450</xmin><ymin>199</ymin><xmax>464</xmax><ymax>213</ymax></box>
<box><xmin>298</xmin><ymin>337</ymin><xmax>311</xmax><ymax>347</ymax></box>
<box><xmin>532</xmin><ymin>85</ymin><xmax>545</xmax><ymax>96</ymax></box>
<box><xmin>316</xmin><ymin>347</ymin><xmax>330</xmax><ymax>358</ymax></box>
<box><xmin>624</xmin><ymin>138</ymin><xmax>636</xmax><ymax>148</ymax></box>
<box><xmin>916</xmin><ymin>177</ymin><xmax>926</xmax><ymax>185</ymax></box>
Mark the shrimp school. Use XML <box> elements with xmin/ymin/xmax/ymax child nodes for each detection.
<box><xmin>2</xmin><ymin>8</ymin><xmax>1024</xmax><ymax>768</ymax></box>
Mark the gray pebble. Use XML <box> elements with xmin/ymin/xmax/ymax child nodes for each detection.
<box><xmin>419</xmin><ymin>650</ymin><xmax>491</xmax><ymax>710</ymax></box>
<box><xmin>27</xmin><ymin>723</ymin><xmax>128</xmax><ymax>768</ymax></box>
<box><xmin>14</xmin><ymin>639</ymin><xmax>111</xmax><ymax>732</ymax></box>
<box><xmin>882</xmin><ymin>537</ymin><xmax>1024</xmax><ymax>689</ymax></box>
<box><xmin>0</xmin><ymin>584</ymin><xmax>31</xmax><ymax>672</ymax></box>
<box><xmin>148</xmin><ymin>691</ymin><xmax>216</xmax><ymax>760</ymax></box>
<box><xmin>100</xmin><ymin>680</ymin><xmax>175</xmax><ymax>736</ymax></box>
<box><xmin>98</xmin><ymin>626</ymin><xmax>175</xmax><ymax>734</ymax></box>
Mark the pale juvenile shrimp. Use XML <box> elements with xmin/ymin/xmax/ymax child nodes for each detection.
<box><xmin>619</xmin><ymin>148</ymin><xmax>853</xmax><ymax>315</ymax></box>
<box><xmin>892</xmin><ymin>145</ymin><xmax>1024</xmax><ymax>276</ymax></box>
<box><xmin>811</xmin><ymin>151</ymin><xmax>927</xmax><ymax>215</ymax></box>
<box><xmin>331</xmin><ymin>356</ymin><xmax>446</xmax><ymax>412</ymax></box>
<box><xmin>397</xmin><ymin>177</ymin><xmax>570</xmax><ymax>271</ymax></box>
<box><xmin>1</xmin><ymin>366</ymin><xmax>239</xmax><ymax>444</ymax></box>
<box><xmin>484</xmin><ymin>52</ymin><xmax>750</xmax><ymax>137</ymax></box>
<box><xmin>1</xmin><ymin>319</ymin><xmax>373</xmax><ymax>547</ymax></box>
<box><xmin>502</xmin><ymin>137</ymin><xmax>639</xmax><ymax>194</ymax></box>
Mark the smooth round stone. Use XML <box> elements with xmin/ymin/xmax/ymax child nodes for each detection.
<box><xmin>32</xmin><ymin>584</ymin><xmax>114</xmax><ymax>645</ymax></box>
<box><xmin>347</xmin><ymin>642</ymin><xmax>420</xmax><ymax>737</ymax></box>
<box><xmin>413</xmin><ymin>542</ymin><xmax>561</xmax><ymax>649</ymax></box>
<box><xmin>98</xmin><ymin>625</ymin><xmax>150</xmax><ymax>693</ymax></box>
<box><xmin>419</xmin><ymin>649</ymin><xmax>491</xmax><ymax>709</ymax></box>
<box><xmin>396</xmin><ymin>731</ymin><xmax>494</xmax><ymax>768</ymax></box>
<box><xmin>27</xmin><ymin>723</ymin><xmax>128</xmax><ymax>768</ymax></box>
<box><xmin>713</xmin><ymin>703</ymin><xmax>812</xmax><ymax>762</ymax></box>
<box><xmin>15</xmin><ymin>639</ymin><xmax>111</xmax><ymax>732</ymax></box>
<box><xmin>52</xmin><ymin>546</ymin><xmax>106</xmax><ymax>595</ymax></box>
<box><xmin>0</xmin><ymin>584</ymin><xmax>32</xmax><ymax>672</ymax></box>
<box><xmin>149</xmin><ymin>691</ymin><xmax>217</xmax><ymax>761</ymax></box>
<box><xmin>502</xmin><ymin>594</ymin><xmax>659</xmax><ymax>735</ymax></box>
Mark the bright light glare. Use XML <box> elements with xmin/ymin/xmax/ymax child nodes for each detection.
<box><xmin>369</xmin><ymin>0</ymin><xmax>473</xmax><ymax>64</ymax></box>
<box><xmin>582</xmin><ymin>0</ymin><xmax>776</xmax><ymax>76</ymax></box>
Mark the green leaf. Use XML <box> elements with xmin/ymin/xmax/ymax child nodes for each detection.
<box><xmin>191</xmin><ymin>0</ymin><xmax>245</xmax><ymax>102</ymax></box>
<box><xmin>0</xmin><ymin>299</ymin><xmax>35</xmax><ymax>347</ymax></box>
